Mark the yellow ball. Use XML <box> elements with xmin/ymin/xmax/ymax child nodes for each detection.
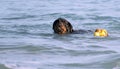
<box><xmin>94</xmin><ymin>29</ymin><xmax>108</xmax><ymax>37</ymax></box>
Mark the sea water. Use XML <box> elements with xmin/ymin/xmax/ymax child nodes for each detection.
<box><xmin>0</xmin><ymin>0</ymin><xmax>120</xmax><ymax>69</ymax></box>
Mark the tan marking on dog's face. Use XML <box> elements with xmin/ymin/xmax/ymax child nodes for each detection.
<box><xmin>58</xmin><ymin>23</ymin><xmax>67</xmax><ymax>34</ymax></box>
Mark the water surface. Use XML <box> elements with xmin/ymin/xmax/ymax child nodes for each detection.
<box><xmin>0</xmin><ymin>0</ymin><xmax>120</xmax><ymax>69</ymax></box>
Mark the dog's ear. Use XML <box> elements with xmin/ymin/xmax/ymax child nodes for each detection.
<box><xmin>53</xmin><ymin>18</ymin><xmax>63</xmax><ymax>33</ymax></box>
<box><xmin>53</xmin><ymin>19</ymin><xmax>58</xmax><ymax>30</ymax></box>
<box><xmin>67</xmin><ymin>22</ymin><xmax>73</xmax><ymax>32</ymax></box>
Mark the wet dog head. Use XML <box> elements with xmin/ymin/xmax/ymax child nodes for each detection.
<box><xmin>53</xmin><ymin>18</ymin><xmax>73</xmax><ymax>34</ymax></box>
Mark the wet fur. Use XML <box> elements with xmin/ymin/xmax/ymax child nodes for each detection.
<box><xmin>53</xmin><ymin>18</ymin><xmax>73</xmax><ymax>34</ymax></box>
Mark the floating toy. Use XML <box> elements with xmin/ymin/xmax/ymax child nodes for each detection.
<box><xmin>94</xmin><ymin>29</ymin><xmax>108</xmax><ymax>37</ymax></box>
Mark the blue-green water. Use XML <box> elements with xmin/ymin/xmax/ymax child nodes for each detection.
<box><xmin>0</xmin><ymin>0</ymin><xmax>120</xmax><ymax>69</ymax></box>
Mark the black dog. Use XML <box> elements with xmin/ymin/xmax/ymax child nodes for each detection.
<box><xmin>53</xmin><ymin>18</ymin><xmax>92</xmax><ymax>34</ymax></box>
